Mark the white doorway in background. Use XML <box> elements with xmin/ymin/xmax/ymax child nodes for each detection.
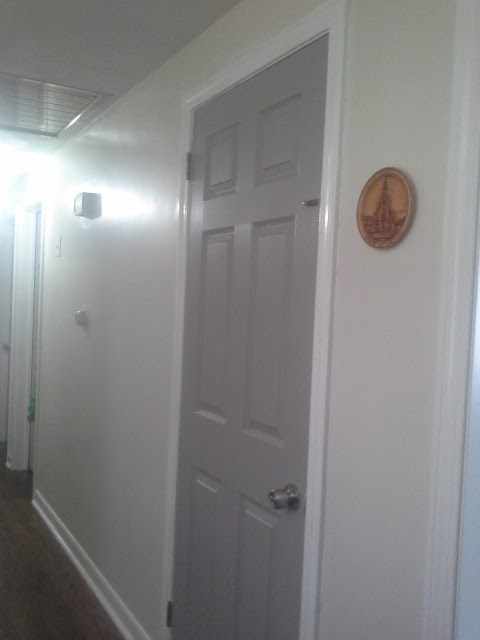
<box><xmin>7</xmin><ymin>203</ymin><xmax>41</xmax><ymax>470</ymax></box>
<box><xmin>0</xmin><ymin>217</ymin><xmax>14</xmax><ymax>442</ymax></box>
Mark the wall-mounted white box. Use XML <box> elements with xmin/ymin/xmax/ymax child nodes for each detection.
<box><xmin>74</xmin><ymin>192</ymin><xmax>102</xmax><ymax>219</ymax></box>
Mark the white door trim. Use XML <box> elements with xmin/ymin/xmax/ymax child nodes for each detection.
<box><xmin>423</xmin><ymin>1</ymin><xmax>480</xmax><ymax>639</ymax></box>
<box><xmin>162</xmin><ymin>1</ymin><xmax>348</xmax><ymax>637</ymax></box>
<box><xmin>0</xmin><ymin>216</ymin><xmax>14</xmax><ymax>442</ymax></box>
<box><xmin>32</xmin><ymin>201</ymin><xmax>45</xmax><ymax>482</ymax></box>
<box><xmin>7</xmin><ymin>205</ymin><xmax>38</xmax><ymax>470</ymax></box>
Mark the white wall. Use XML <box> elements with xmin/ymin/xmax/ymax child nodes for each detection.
<box><xmin>319</xmin><ymin>2</ymin><xmax>454</xmax><ymax>639</ymax></box>
<box><xmin>35</xmin><ymin>1</ymin><xmax>455</xmax><ymax>639</ymax></box>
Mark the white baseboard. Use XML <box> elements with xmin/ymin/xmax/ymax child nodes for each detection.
<box><xmin>32</xmin><ymin>490</ymin><xmax>152</xmax><ymax>640</ymax></box>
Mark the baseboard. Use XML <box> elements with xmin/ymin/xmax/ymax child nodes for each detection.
<box><xmin>32</xmin><ymin>490</ymin><xmax>152</xmax><ymax>640</ymax></box>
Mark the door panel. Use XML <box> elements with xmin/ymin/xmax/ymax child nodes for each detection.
<box><xmin>198</xmin><ymin>229</ymin><xmax>233</xmax><ymax>420</ymax></box>
<box><xmin>255</xmin><ymin>93</ymin><xmax>300</xmax><ymax>185</ymax></box>
<box><xmin>235</xmin><ymin>498</ymin><xmax>280</xmax><ymax>640</ymax></box>
<box><xmin>188</xmin><ymin>469</ymin><xmax>222</xmax><ymax>639</ymax></box>
<box><xmin>174</xmin><ymin>36</ymin><xmax>328</xmax><ymax>639</ymax></box>
<box><xmin>245</xmin><ymin>219</ymin><xmax>294</xmax><ymax>445</ymax></box>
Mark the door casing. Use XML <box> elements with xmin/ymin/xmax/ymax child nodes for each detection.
<box><xmin>162</xmin><ymin>2</ymin><xmax>348</xmax><ymax>637</ymax></box>
<box><xmin>422</xmin><ymin>2</ymin><xmax>480</xmax><ymax>640</ymax></box>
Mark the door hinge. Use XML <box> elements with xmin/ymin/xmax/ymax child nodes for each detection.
<box><xmin>186</xmin><ymin>151</ymin><xmax>193</xmax><ymax>181</ymax></box>
<box><xmin>166</xmin><ymin>600</ymin><xmax>173</xmax><ymax>628</ymax></box>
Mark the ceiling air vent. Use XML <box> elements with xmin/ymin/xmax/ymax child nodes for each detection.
<box><xmin>0</xmin><ymin>72</ymin><xmax>106</xmax><ymax>138</ymax></box>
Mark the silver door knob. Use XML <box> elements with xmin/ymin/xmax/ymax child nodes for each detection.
<box><xmin>268</xmin><ymin>484</ymin><xmax>300</xmax><ymax>511</ymax></box>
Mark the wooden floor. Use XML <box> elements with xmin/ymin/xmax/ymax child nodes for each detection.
<box><xmin>0</xmin><ymin>442</ymin><xmax>124</xmax><ymax>640</ymax></box>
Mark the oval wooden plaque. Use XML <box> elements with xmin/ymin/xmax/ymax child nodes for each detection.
<box><xmin>357</xmin><ymin>167</ymin><xmax>413</xmax><ymax>249</ymax></box>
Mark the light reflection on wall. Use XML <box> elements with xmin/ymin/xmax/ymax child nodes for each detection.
<box><xmin>24</xmin><ymin>160</ymin><xmax>55</xmax><ymax>206</ymax></box>
<box><xmin>0</xmin><ymin>146</ymin><xmax>53</xmax><ymax>212</ymax></box>
<box><xmin>97</xmin><ymin>188</ymin><xmax>155</xmax><ymax>222</ymax></box>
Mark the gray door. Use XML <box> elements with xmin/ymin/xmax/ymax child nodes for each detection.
<box><xmin>0</xmin><ymin>219</ymin><xmax>14</xmax><ymax>442</ymax></box>
<box><xmin>173</xmin><ymin>36</ymin><xmax>328</xmax><ymax>640</ymax></box>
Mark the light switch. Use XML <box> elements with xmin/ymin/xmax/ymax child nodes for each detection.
<box><xmin>75</xmin><ymin>309</ymin><xmax>88</xmax><ymax>328</ymax></box>
<box><xmin>55</xmin><ymin>235</ymin><xmax>62</xmax><ymax>257</ymax></box>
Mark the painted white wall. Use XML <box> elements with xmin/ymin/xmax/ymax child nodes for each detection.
<box><xmin>318</xmin><ymin>2</ymin><xmax>455</xmax><ymax>639</ymax></box>
<box><xmin>34</xmin><ymin>1</ymin><xmax>455</xmax><ymax>639</ymax></box>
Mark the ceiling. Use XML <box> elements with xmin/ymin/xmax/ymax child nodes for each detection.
<box><xmin>0</xmin><ymin>0</ymin><xmax>241</xmax><ymax>154</ymax></box>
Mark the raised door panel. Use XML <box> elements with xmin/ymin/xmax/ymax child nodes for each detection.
<box><xmin>255</xmin><ymin>94</ymin><xmax>301</xmax><ymax>186</ymax></box>
<box><xmin>234</xmin><ymin>498</ymin><xmax>280</xmax><ymax>640</ymax></box>
<box><xmin>197</xmin><ymin>229</ymin><xmax>233</xmax><ymax>423</ymax></box>
<box><xmin>244</xmin><ymin>219</ymin><xmax>294</xmax><ymax>448</ymax></box>
<box><xmin>186</xmin><ymin>470</ymin><xmax>222</xmax><ymax>640</ymax></box>
<box><xmin>204</xmin><ymin>123</ymin><xmax>239</xmax><ymax>200</ymax></box>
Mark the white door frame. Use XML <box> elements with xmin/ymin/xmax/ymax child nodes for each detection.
<box><xmin>7</xmin><ymin>203</ymin><xmax>41</xmax><ymax>470</ymax></box>
<box><xmin>423</xmin><ymin>1</ymin><xmax>480</xmax><ymax>639</ymax></box>
<box><xmin>0</xmin><ymin>216</ymin><xmax>14</xmax><ymax>442</ymax></box>
<box><xmin>162</xmin><ymin>1</ymin><xmax>349</xmax><ymax>637</ymax></box>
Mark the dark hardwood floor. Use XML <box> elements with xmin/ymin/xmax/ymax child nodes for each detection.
<box><xmin>0</xmin><ymin>442</ymin><xmax>124</xmax><ymax>640</ymax></box>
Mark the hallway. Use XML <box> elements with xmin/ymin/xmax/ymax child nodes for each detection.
<box><xmin>0</xmin><ymin>443</ymin><xmax>123</xmax><ymax>640</ymax></box>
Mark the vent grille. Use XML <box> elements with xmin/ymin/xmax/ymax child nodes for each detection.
<box><xmin>0</xmin><ymin>73</ymin><xmax>104</xmax><ymax>137</ymax></box>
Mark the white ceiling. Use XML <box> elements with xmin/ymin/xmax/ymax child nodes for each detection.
<box><xmin>0</xmin><ymin>0</ymin><xmax>241</xmax><ymax>153</ymax></box>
